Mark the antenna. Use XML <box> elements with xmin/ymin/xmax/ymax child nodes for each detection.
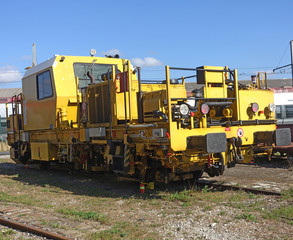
<box><xmin>32</xmin><ymin>43</ymin><xmax>37</xmax><ymax>67</ymax></box>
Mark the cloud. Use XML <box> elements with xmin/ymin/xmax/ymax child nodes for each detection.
<box><xmin>131</xmin><ymin>57</ymin><xmax>163</xmax><ymax>67</ymax></box>
<box><xmin>101</xmin><ymin>49</ymin><xmax>121</xmax><ymax>56</ymax></box>
<box><xmin>0</xmin><ymin>65</ymin><xmax>22</xmax><ymax>82</ymax></box>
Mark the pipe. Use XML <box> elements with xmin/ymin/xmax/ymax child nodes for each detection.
<box><xmin>128</xmin><ymin>123</ymin><xmax>158</xmax><ymax>128</ymax></box>
<box><xmin>123</xmin><ymin>63</ymin><xmax>128</xmax><ymax>133</ymax></box>
<box><xmin>87</xmin><ymin>71</ymin><xmax>95</xmax><ymax>84</ymax></box>
<box><xmin>17</xmin><ymin>94</ymin><xmax>21</xmax><ymax>147</ymax></box>
<box><xmin>137</xmin><ymin>67</ymin><xmax>143</xmax><ymax>123</ymax></box>
<box><xmin>12</xmin><ymin>95</ymin><xmax>15</xmax><ymax>144</ymax></box>
<box><xmin>127</xmin><ymin>60</ymin><xmax>132</xmax><ymax>122</ymax></box>
<box><xmin>107</xmin><ymin>69</ymin><xmax>113</xmax><ymax>139</ymax></box>
<box><xmin>32</xmin><ymin>43</ymin><xmax>37</xmax><ymax>67</ymax></box>
<box><xmin>75</xmin><ymin>77</ymin><xmax>80</xmax><ymax>129</ymax></box>
<box><xmin>205</xmin><ymin>101</ymin><xmax>233</xmax><ymax>107</ymax></box>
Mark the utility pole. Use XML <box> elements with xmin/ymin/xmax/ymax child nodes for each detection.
<box><xmin>290</xmin><ymin>40</ymin><xmax>293</xmax><ymax>87</ymax></box>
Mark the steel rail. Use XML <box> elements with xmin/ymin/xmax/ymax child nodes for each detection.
<box><xmin>0</xmin><ymin>216</ymin><xmax>73</xmax><ymax>240</ymax></box>
<box><xmin>196</xmin><ymin>180</ymin><xmax>282</xmax><ymax>196</ymax></box>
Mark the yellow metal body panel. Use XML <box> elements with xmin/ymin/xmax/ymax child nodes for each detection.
<box><xmin>200</xmin><ymin>66</ymin><xmax>228</xmax><ymax>98</ymax></box>
<box><xmin>205</xmin><ymin>87</ymin><xmax>227</xmax><ymax>98</ymax></box>
<box><xmin>22</xmin><ymin>56</ymin><xmax>133</xmax><ymax>131</ymax></box>
<box><xmin>238</xmin><ymin>89</ymin><xmax>274</xmax><ymax>120</ymax></box>
<box><xmin>22</xmin><ymin>69</ymin><xmax>56</xmax><ymax>130</ymax></box>
<box><xmin>203</xmin><ymin>66</ymin><xmax>225</xmax><ymax>83</ymax></box>
<box><xmin>31</xmin><ymin>142</ymin><xmax>50</xmax><ymax>161</ymax></box>
<box><xmin>143</xmin><ymin>90</ymin><xmax>165</xmax><ymax>113</ymax></box>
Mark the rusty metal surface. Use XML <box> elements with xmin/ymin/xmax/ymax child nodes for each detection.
<box><xmin>274</xmin><ymin>142</ymin><xmax>293</xmax><ymax>154</ymax></box>
<box><xmin>0</xmin><ymin>216</ymin><xmax>73</xmax><ymax>240</ymax></box>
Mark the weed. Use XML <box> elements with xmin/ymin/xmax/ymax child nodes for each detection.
<box><xmin>281</xmin><ymin>188</ymin><xmax>293</xmax><ymax>199</ymax></box>
<box><xmin>40</xmin><ymin>220</ymin><xmax>48</xmax><ymax>225</ymax></box>
<box><xmin>49</xmin><ymin>221</ymin><xmax>61</xmax><ymax>229</ymax></box>
<box><xmin>229</xmin><ymin>192</ymin><xmax>248</xmax><ymax>202</ymax></box>
<box><xmin>149</xmin><ymin>199</ymin><xmax>161</xmax><ymax>206</ymax></box>
<box><xmin>201</xmin><ymin>185</ymin><xmax>210</xmax><ymax>193</ymax></box>
<box><xmin>56</xmin><ymin>208</ymin><xmax>107</xmax><ymax>223</ymax></box>
<box><xmin>182</xmin><ymin>202</ymin><xmax>192</xmax><ymax>207</ymax></box>
<box><xmin>235</xmin><ymin>213</ymin><xmax>257</xmax><ymax>222</ymax></box>
<box><xmin>1</xmin><ymin>228</ymin><xmax>15</xmax><ymax>235</ymax></box>
<box><xmin>0</xmin><ymin>191</ymin><xmax>38</xmax><ymax>206</ymax></box>
<box><xmin>248</xmin><ymin>193</ymin><xmax>257</xmax><ymax>199</ymax></box>
<box><xmin>41</xmin><ymin>188</ymin><xmax>50</xmax><ymax>192</ymax></box>
<box><xmin>263</xmin><ymin>205</ymin><xmax>293</xmax><ymax>223</ymax></box>
<box><xmin>219</xmin><ymin>210</ymin><xmax>226</xmax><ymax>216</ymax></box>
<box><xmin>165</xmin><ymin>190</ymin><xmax>191</xmax><ymax>203</ymax></box>
<box><xmin>203</xmin><ymin>205</ymin><xmax>212</xmax><ymax>212</ymax></box>
<box><xmin>87</xmin><ymin>222</ymin><xmax>133</xmax><ymax>240</ymax></box>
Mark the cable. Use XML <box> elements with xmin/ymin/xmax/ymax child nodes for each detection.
<box><xmin>276</xmin><ymin>42</ymin><xmax>290</xmax><ymax>68</ymax></box>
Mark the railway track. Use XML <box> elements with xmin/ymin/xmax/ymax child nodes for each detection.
<box><xmin>0</xmin><ymin>216</ymin><xmax>72</xmax><ymax>240</ymax></box>
<box><xmin>196</xmin><ymin>180</ymin><xmax>282</xmax><ymax>196</ymax></box>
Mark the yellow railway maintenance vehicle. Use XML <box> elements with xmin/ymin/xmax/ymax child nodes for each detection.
<box><xmin>6</xmin><ymin>53</ymin><xmax>291</xmax><ymax>183</ymax></box>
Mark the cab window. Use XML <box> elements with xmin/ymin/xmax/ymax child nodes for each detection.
<box><xmin>37</xmin><ymin>70</ymin><xmax>53</xmax><ymax>100</ymax></box>
<box><xmin>73</xmin><ymin>63</ymin><xmax>119</xmax><ymax>89</ymax></box>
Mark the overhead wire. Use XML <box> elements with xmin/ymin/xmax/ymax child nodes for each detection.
<box><xmin>275</xmin><ymin>42</ymin><xmax>290</xmax><ymax>68</ymax></box>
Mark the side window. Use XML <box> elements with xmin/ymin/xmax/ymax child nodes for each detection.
<box><xmin>37</xmin><ymin>70</ymin><xmax>53</xmax><ymax>100</ymax></box>
<box><xmin>275</xmin><ymin>105</ymin><xmax>281</xmax><ymax>119</ymax></box>
<box><xmin>285</xmin><ymin>105</ymin><xmax>293</xmax><ymax>118</ymax></box>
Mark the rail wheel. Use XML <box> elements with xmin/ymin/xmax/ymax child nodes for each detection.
<box><xmin>193</xmin><ymin>170</ymin><xmax>203</xmax><ymax>180</ymax></box>
<box><xmin>206</xmin><ymin>153</ymin><xmax>224</xmax><ymax>177</ymax></box>
<box><xmin>155</xmin><ymin>171</ymin><xmax>164</xmax><ymax>183</ymax></box>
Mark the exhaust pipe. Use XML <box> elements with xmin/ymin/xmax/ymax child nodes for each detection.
<box><xmin>87</xmin><ymin>71</ymin><xmax>95</xmax><ymax>84</ymax></box>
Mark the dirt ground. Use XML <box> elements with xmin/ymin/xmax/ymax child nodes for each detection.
<box><xmin>202</xmin><ymin>158</ymin><xmax>293</xmax><ymax>192</ymax></box>
<box><xmin>0</xmin><ymin>156</ymin><xmax>292</xmax><ymax>240</ymax></box>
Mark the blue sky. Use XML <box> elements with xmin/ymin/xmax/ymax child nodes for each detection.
<box><xmin>0</xmin><ymin>0</ymin><xmax>292</xmax><ymax>88</ymax></box>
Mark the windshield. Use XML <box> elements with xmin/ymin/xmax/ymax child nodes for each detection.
<box><xmin>73</xmin><ymin>63</ymin><xmax>114</xmax><ymax>89</ymax></box>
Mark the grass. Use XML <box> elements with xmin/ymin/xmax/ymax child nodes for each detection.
<box><xmin>281</xmin><ymin>188</ymin><xmax>293</xmax><ymax>199</ymax></box>
<box><xmin>235</xmin><ymin>213</ymin><xmax>257</xmax><ymax>222</ymax></box>
<box><xmin>0</xmin><ymin>227</ymin><xmax>16</xmax><ymax>240</ymax></box>
<box><xmin>263</xmin><ymin>205</ymin><xmax>293</xmax><ymax>224</ymax></box>
<box><xmin>0</xmin><ymin>191</ymin><xmax>39</xmax><ymax>206</ymax></box>
<box><xmin>87</xmin><ymin>222</ymin><xmax>154</xmax><ymax>240</ymax></box>
<box><xmin>164</xmin><ymin>190</ymin><xmax>192</xmax><ymax>202</ymax></box>
<box><xmin>219</xmin><ymin>210</ymin><xmax>226</xmax><ymax>216</ymax></box>
<box><xmin>203</xmin><ymin>205</ymin><xmax>212</xmax><ymax>212</ymax></box>
<box><xmin>40</xmin><ymin>219</ymin><xmax>65</xmax><ymax>229</ymax></box>
<box><xmin>56</xmin><ymin>208</ymin><xmax>107</xmax><ymax>223</ymax></box>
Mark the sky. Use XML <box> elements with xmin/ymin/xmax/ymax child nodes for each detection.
<box><xmin>0</xmin><ymin>0</ymin><xmax>292</xmax><ymax>88</ymax></box>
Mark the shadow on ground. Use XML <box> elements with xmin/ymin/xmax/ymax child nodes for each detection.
<box><xmin>0</xmin><ymin>161</ymin><xmax>200</xmax><ymax>200</ymax></box>
<box><xmin>249</xmin><ymin>156</ymin><xmax>293</xmax><ymax>169</ymax></box>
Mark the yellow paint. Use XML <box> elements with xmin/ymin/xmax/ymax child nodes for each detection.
<box><xmin>31</xmin><ymin>142</ymin><xmax>50</xmax><ymax>161</ymax></box>
<box><xmin>7</xmin><ymin>56</ymin><xmax>281</xmax><ymax>179</ymax></box>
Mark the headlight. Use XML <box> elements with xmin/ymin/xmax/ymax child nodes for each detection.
<box><xmin>269</xmin><ymin>103</ymin><xmax>276</xmax><ymax>112</ymax></box>
<box><xmin>251</xmin><ymin>103</ymin><xmax>259</xmax><ymax>113</ymax></box>
<box><xmin>179</xmin><ymin>104</ymin><xmax>189</xmax><ymax>116</ymax></box>
<box><xmin>200</xmin><ymin>103</ymin><xmax>210</xmax><ymax>115</ymax></box>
